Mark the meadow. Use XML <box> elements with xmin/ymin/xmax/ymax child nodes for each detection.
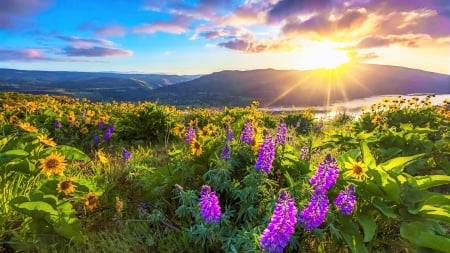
<box><xmin>0</xmin><ymin>92</ymin><xmax>449</xmax><ymax>253</ymax></box>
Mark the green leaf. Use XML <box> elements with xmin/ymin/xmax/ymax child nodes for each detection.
<box><xmin>361</xmin><ymin>142</ymin><xmax>376</xmax><ymax>168</ymax></box>
<box><xmin>357</xmin><ymin>213</ymin><xmax>377</xmax><ymax>242</ymax></box>
<box><xmin>372</xmin><ymin>197</ymin><xmax>397</xmax><ymax>218</ymax></box>
<box><xmin>378</xmin><ymin>170</ymin><xmax>401</xmax><ymax>203</ymax></box>
<box><xmin>400</xmin><ymin>222</ymin><xmax>450</xmax><ymax>253</ymax></box>
<box><xmin>414</xmin><ymin>175</ymin><xmax>450</xmax><ymax>190</ymax></box>
<box><xmin>49</xmin><ymin>145</ymin><xmax>90</xmax><ymax>161</ymax></box>
<box><xmin>379</xmin><ymin>154</ymin><xmax>424</xmax><ymax>175</ymax></box>
<box><xmin>340</xmin><ymin>222</ymin><xmax>369</xmax><ymax>253</ymax></box>
<box><xmin>418</xmin><ymin>205</ymin><xmax>450</xmax><ymax>223</ymax></box>
<box><xmin>11</xmin><ymin>200</ymin><xmax>58</xmax><ymax>223</ymax></box>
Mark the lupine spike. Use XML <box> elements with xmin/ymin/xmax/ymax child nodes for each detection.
<box><xmin>220</xmin><ymin>142</ymin><xmax>231</xmax><ymax>160</ymax></box>
<box><xmin>309</xmin><ymin>154</ymin><xmax>339</xmax><ymax>193</ymax></box>
<box><xmin>254</xmin><ymin>130</ymin><xmax>275</xmax><ymax>173</ymax></box>
<box><xmin>334</xmin><ymin>184</ymin><xmax>357</xmax><ymax>215</ymax></box>
<box><xmin>275</xmin><ymin>119</ymin><xmax>287</xmax><ymax>146</ymax></box>
<box><xmin>260</xmin><ymin>190</ymin><xmax>298</xmax><ymax>253</ymax></box>
<box><xmin>240</xmin><ymin>119</ymin><xmax>254</xmax><ymax>145</ymax></box>
<box><xmin>299</xmin><ymin>191</ymin><xmax>329</xmax><ymax>230</ymax></box>
<box><xmin>199</xmin><ymin>185</ymin><xmax>221</xmax><ymax>223</ymax></box>
<box><xmin>185</xmin><ymin>125</ymin><xmax>196</xmax><ymax>143</ymax></box>
<box><xmin>225</xmin><ymin>125</ymin><xmax>234</xmax><ymax>142</ymax></box>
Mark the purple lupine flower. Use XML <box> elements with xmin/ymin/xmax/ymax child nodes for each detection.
<box><xmin>220</xmin><ymin>142</ymin><xmax>231</xmax><ymax>160</ymax></box>
<box><xmin>255</xmin><ymin>131</ymin><xmax>275</xmax><ymax>174</ymax></box>
<box><xmin>309</xmin><ymin>154</ymin><xmax>339</xmax><ymax>193</ymax></box>
<box><xmin>98</xmin><ymin>121</ymin><xmax>105</xmax><ymax>129</ymax></box>
<box><xmin>53</xmin><ymin>120</ymin><xmax>62</xmax><ymax>128</ymax></box>
<box><xmin>299</xmin><ymin>191</ymin><xmax>329</xmax><ymax>230</ymax></box>
<box><xmin>225</xmin><ymin>125</ymin><xmax>234</xmax><ymax>142</ymax></box>
<box><xmin>260</xmin><ymin>190</ymin><xmax>298</xmax><ymax>253</ymax></box>
<box><xmin>275</xmin><ymin>119</ymin><xmax>287</xmax><ymax>146</ymax></box>
<box><xmin>92</xmin><ymin>134</ymin><xmax>100</xmax><ymax>145</ymax></box>
<box><xmin>314</xmin><ymin>124</ymin><xmax>323</xmax><ymax>132</ymax></box>
<box><xmin>240</xmin><ymin>119</ymin><xmax>254</xmax><ymax>145</ymax></box>
<box><xmin>122</xmin><ymin>148</ymin><xmax>132</xmax><ymax>161</ymax></box>
<box><xmin>334</xmin><ymin>184</ymin><xmax>357</xmax><ymax>215</ymax></box>
<box><xmin>199</xmin><ymin>185</ymin><xmax>221</xmax><ymax>223</ymax></box>
<box><xmin>104</xmin><ymin>128</ymin><xmax>112</xmax><ymax>141</ymax></box>
<box><xmin>300</xmin><ymin>144</ymin><xmax>309</xmax><ymax>161</ymax></box>
<box><xmin>185</xmin><ymin>125</ymin><xmax>196</xmax><ymax>143</ymax></box>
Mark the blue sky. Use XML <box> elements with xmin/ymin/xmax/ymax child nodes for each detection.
<box><xmin>0</xmin><ymin>0</ymin><xmax>449</xmax><ymax>74</ymax></box>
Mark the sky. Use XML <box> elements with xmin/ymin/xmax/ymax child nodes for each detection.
<box><xmin>0</xmin><ymin>0</ymin><xmax>449</xmax><ymax>75</ymax></box>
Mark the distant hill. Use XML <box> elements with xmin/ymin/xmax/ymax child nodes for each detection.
<box><xmin>0</xmin><ymin>64</ymin><xmax>448</xmax><ymax>106</ymax></box>
<box><xmin>0</xmin><ymin>69</ymin><xmax>200</xmax><ymax>101</ymax></box>
<box><xmin>147</xmin><ymin>64</ymin><xmax>450</xmax><ymax>107</ymax></box>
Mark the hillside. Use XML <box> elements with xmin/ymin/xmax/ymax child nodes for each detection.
<box><xmin>148</xmin><ymin>64</ymin><xmax>449</xmax><ymax>107</ymax></box>
<box><xmin>0</xmin><ymin>64</ymin><xmax>448</xmax><ymax>106</ymax></box>
<box><xmin>0</xmin><ymin>69</ymin><xmax>200</xmax><ymax>101</ymax></box>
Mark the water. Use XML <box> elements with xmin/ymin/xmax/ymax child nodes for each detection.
<box><xmin>262</xmin><ymin>94</ymin><xmax>450</xmax><ymax>119</ymax></box>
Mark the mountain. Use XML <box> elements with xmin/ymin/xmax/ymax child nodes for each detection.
<box><xmin>1</xmin><ymin>64</ymin><xmax>448</xmax><ymax>106</ymax></box>
<box><xmin>0</xmin><ymin>69</ymin><xmax>200</xmax><ymax>101</ymax></box>
<box><xmin>147</xmin><ymin>64</ymin><xmax>450</xmax><ymax>107</ymax></box>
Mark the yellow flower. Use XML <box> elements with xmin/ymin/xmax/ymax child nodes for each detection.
<box><xmin>18</xmin><ymin>122</ymin><xmax>38</xmax><ymax>133</ymax></box>
<box><xmin>68</xmin><ymin>112</ymin><xmax>76</xmax><ymax>124</ymax></box>
<box><xmin>57</xmin><ymin>177</ymin><xmax>76</xmax><ymax>195</ymax></box>
<box><xmin>86</xmin><ymin>110</ymin><xmax>95</xmax><ymax>117</ymax></box>
<box><xmin>39</xmin><ymin>152</ymin><xmax>67</xmax><ymax>176</ymax></box>
<box><xmin>84</xmin><ymin>192</ymin><xmax>99</xmax><ymax>211</ymax></box>
<box><xmin>97</xmin><ymin>149</ymin><xmax>109</xmax><ymax>164</ymax></box>
<box><xmin>173</xmin><ymin>123</ymin><xmax>185</xmax><ymax>137</ymax></box>
<box><xmin>38</xmin><ymin>135</ymin><xmax>57</xmax><ymax>147</ymax></box>
<box><xmin>74</xmin><ymin>121</ymin><xmax>80</xmax><ymax>128</ymax></box>
<box><xmin>344</xmin><ymin>157</ymin><xmax>368</xmax><ymax>180</ymax></box>
<box><xmin>371</xmin><ymin>115</ymin><xmax>384</xmax><ymax>125</ymax></box>
<box><xmin>80</xmin><ymin>127</ymin><xmax>89</xmax><ymax>135</ymax></box>
<box><xmin>190</xmin><ymin>139</ymin><xmax>203</xmax><ymax>156</ymax></box>
<box><xmin>189</xmin><ymin>118</ymin><xmax>199</xmax><ymax>127</ymax></box>
<box><xmin>9</xmin><ymin>115</ymin><xmax>20</xmax><ymax>125</ymax></box>
<box><xmin>202</xmin><ymin>123</ymin><xmax>218</xmax><ymax>136</ymax></box>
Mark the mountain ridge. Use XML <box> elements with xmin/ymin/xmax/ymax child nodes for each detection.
<box><xmin>0</xmin><ymin>64</ymin><xmax>448</xmax><ymax>107</ymax></box>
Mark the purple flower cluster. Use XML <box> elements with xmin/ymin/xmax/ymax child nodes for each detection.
<box><xmin>221</xmin><ymin>142</ymin><xmax>231</xmax><ymax>160</ymax></box>
<box><xmin>255</xmin><ymin>131</ymin><xmax>275</xmax><ymax>173</ymax></box>
<box><xmin>299</xmin><ymin>154</ymin><xmax>340</xmax><ymax>230</ymax></box>
<box><xmin>225</xmin><ymin>125</ymin><xmax>234</xmax><ymax>142</ymax></box>
<box><xmin>299</xmin><ymin>144</ymin><xmax>309</xmax><ymax>161</ymax></box>
<box><xmin>260</xmin><ymin>190</ymin><xmax>298</xmax><ymax>253</ymax></box>
<box><xmin>104</xmin><ymin>124</ymin><xmax>114</xmax><ymax>141</ymax></box>
<box><xmin>185</xmin><ymin>125</ymin><xmax>196</xmax><ymax>143</ymax></box>
<box><xmin>240</xmin><ymin>120</ymin><xmax>254</xmax><ymax>145</ymax></box>
<box><xmin>199</xmin><ymin>185</ymin><xmax>221</xmax><ymax>223</ymax></box>
<box><xmin>299</xmin><ymin>191</ymin><xmax>329</xmax><ymax>230</ymax></box>
<box><xmin>334</xmin><ymin>184</ymin><xmax>356</xmax><ymax>215</ymax></box>
<box><xmin>309</xmin><ymin>154</ymin><xmax>339</xmax><ymax>193</ymax></box>
<box><xmin>275</xmin><ymin>119</ymin><xmax>287</xmax><ymax>146</ymax></box>
<box><xmin>53</xmin><ymin>120</ymin><xmax>62</xmax><ymax>128</ymax></box>
<box><xmin>92</xmin><ymin>134</ymin><xmax>99</xmax><ymax>145</ymax></box>
<box><xmin>98</xmin><ymin>121</ymin><xmax>105</xmax><ymax>129</ymax></box>
<box><xmin>122</xmin><ymin>148</ymin><xmax>132</xmax><ymax>161</ymax></box>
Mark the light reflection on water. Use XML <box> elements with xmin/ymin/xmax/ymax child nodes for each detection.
<box><xmin>262</xmin><ymin>94</ymin><xmax>450</xmax><ymax>119</ymax></box>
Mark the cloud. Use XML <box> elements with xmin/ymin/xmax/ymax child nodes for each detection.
<box><xmin>62</xmin><ymin>46</ymin><xmax>132</xmax><ymax>57</ymax></box>
<box><xmin>355</xmin><ymin>34</ymin><xmax>433</xmax><ymax>48</ymax></box>
<box><xmin>218</xmin><ymin>37</ymin><xmax>297</xmax><ymax>53</ymax></box>
<box><xmin>268</xmin><ymin>0</ymin><xmax>334</xmax><ymax>22</ymax></box>
<box><xmin>95</xmin><ymin>25</ymin><xmax>126</xmax><ymax>37</ymax></box>
<box><xmin>57</xmin><ymin>35</ymin><xmax>114</xmax><ymax>46</ymax></box>
<box><xmin>0</xmin><ymin>47</ymin><xmax>83</xmax><ymax>62</ymax></box>
<box><xmin>133</xmin><ymin>14</ymin><xmax>192</xmax><ymax>34</ymax></box>
<box><xmin>0</xmin><ymin>0</ymin><xmax>51</xmax><ymax>29</ymax></box>
<box><xmin>347</xmin><ymin>50</ymin><xmax>379</xmax><ymax>62</ymax></box>
<box><xmin>282</xmin><ymin>8</ymin><xmax>369</xmax><ymax>39</ymax></box>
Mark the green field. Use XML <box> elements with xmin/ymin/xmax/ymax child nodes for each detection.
<box><xmin>0</xmin><ymin>92</ymin><xmax>449</xmax><ymax>253</ymax></box>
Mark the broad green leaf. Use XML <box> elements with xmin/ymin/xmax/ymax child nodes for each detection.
<box><xmin>379</xmin><ymin>154</ymin><xmax>424</xmax><ymax>175</ymax></box>
<box><xmin>400</xmin><ymin>222</ymin><xmax>450</xmax><ymax>252</ymax></box>
<box><xmin>357</xmin><ymin>213</ymin><xmax>377</xmax><ymax>242</ymax></box>
<box><xmin>12</xmin><ymin>201</ymin><xmax>59</xmax><ymax>223</ymax></box>
<box><xmin>372</xmin><ymin>197</ymin><xmax>397</xmax><ymax>218</ymax></box>
<box><xmin>361</xmin><ymin>142</ymin><xmax>376</xmax><ymax>169</ymax></box>
<box><xmin>414</xmin><ymin>175</ymin><xmax>450</xmax><ymax>190</ymax></box>
<box><xmin>419</xmin><ymin>205</ymin><xmax>450</xmax><ymax>223</ymax></box>
<box><xmin>340</xmin><ymin>222</ymin><xmax>369</xmax><ymax>253</ymax></box>
<box><xmin>283</xmin><ymin>171</ymin><xmax>294</xmax><ymax>188</ymax></box>
<box><xmin>378</xmin><ymin>170</ymin><xmax>401</xmax><ymax>203</ymax></box>
<box><xmin>47</xmin><ymin>145</ymin><xmax>90</xmax><ymax>161</ymax></box>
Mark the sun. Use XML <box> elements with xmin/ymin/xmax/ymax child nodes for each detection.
<box><xmin>301</xmin><ymin>41</ymin><xmax>349</xmax><ymax>69</ymax></box>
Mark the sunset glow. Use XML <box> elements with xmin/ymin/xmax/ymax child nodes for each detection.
<box><xmin>0</xmin><ymin>0</ymin><xmax>448</xmax><ymax>74</ymax></box>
